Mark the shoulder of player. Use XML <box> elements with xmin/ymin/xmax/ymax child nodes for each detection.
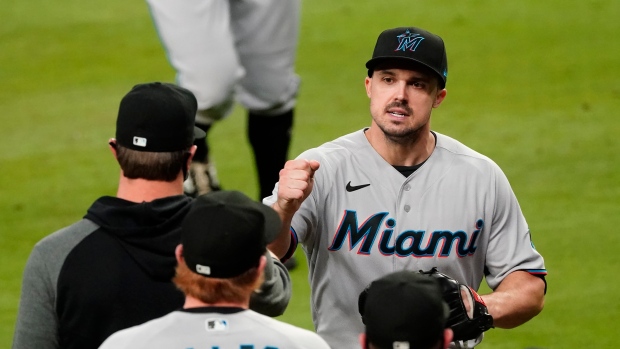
<box><xmin>100</xmin><ymin>311</ymin><xmax>181</xmax><ymax>348</ymax></box>
<box><xmin>297</xmin><ymin>129</ymin><xmax>367</xmax><ymax>167</ymax></box>
<box><xmin>434</xmin><ymin>132</ymin><xmax>502</xmax><ymax>169</ymax></box>
<box><xmin>243</xmin><ymin>311</ymin><xmax>328</xmax><ymax>346</ymax></box>
<box><xmin>35</xmin><ymin>218</ymin><xmax>98</xmax><ymax>250</ymax></box>
<box><xmin>26</xmin><ymin>218</ymin><xmax>98</xmax><ymax>276</ymax></box>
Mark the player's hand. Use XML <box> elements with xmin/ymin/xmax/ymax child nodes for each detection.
<box><xmin>274</xmin><ymin>159</ymin><xmax>320</xmax><ymax>218</ymax></box>
<box><xmin>461</xmin><ymin>286</ymin><xmax>474</xmax><ymax>317</ymax></box>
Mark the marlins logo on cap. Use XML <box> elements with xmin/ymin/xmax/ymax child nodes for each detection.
<box><xmin>395</xmin><ymin>29</ymin><xmax>425</xmax><ymax>52</ymax></box>
<box><xmin>366</xmin><ymin>27</ymin><xmax>448</xmax><ymax>88</ymax></box>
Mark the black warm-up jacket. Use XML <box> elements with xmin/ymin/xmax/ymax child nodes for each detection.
<box><xmin>12</xmin><ymin>195</ymin><xmax>291</xmax><ymax>349</ymax></box>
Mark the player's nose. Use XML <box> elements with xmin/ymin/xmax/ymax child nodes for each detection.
<box><xmin>393</xmin><ymin>82</ymin><xmax>408</xmax><ymax>102</ymax></box>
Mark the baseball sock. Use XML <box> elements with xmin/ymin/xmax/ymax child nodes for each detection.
<box><xmin>248</xmin><ymin>109</ymin><xmax>294</xmax><ymax>200</ymax></box>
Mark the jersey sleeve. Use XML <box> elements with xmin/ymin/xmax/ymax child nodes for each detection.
<box><xmin>249</xmin><ymin>253</ymin><xmax>292</xmax><ymax>317</ymax></box>
<box><xmin>12</xmin><ymin>241</ymin><xmax>61</xmax><ymax>349</ymax></box>
<box><xmin>12</xmin><ymin>220</ymin><xmax>96</xmax><ymax>349</ymax></box>
<box><xmin>484</xmin><ymin>163</ymin><xmax>547</xmax><ymax>290</ymax></box>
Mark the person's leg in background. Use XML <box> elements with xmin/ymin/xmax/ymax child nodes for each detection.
<box><xmin>231</xmin><ymin>0</ymin><xmax>301</xmax><ymax>200</ymax></box>
<box><xmin>248</xmin><ymin>110</ymin><xmax>294</xmax><ymax>200</ymax></box>
<box><xmin>146</xmin><ymin>0</ymin><xmax>242</xmax><ymax>196</ymax></box>
<box><xmin>232</xmin><ymin>0</ymin><xmax>301</xmax><ymax>269</ymax></box>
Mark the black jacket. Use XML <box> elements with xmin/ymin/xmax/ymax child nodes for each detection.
<box><xmin>12</xmin><ymin>195</ymin><xmax>291</xmax><ymax>349</ymax></box>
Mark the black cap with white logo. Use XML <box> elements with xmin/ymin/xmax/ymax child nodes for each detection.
<box><xmin>115</xmin><ymin>82</ymin><xmax>205</xmax><ymax>152</ymax></box>
<box><xmin>181</xmin><ymin>190</ymin><xmax>282</xmax><ymax>279</ymax></box>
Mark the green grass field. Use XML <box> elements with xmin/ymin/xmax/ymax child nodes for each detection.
<box><xmin>2</xmin><ymin>1</ymin><xmax>619</xmax><ymax>348</ymax></box>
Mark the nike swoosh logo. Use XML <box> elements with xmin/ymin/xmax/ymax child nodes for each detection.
<box><xmin>346</xmin><ymin>181</ymin><xmax>370</xmax><ymax>192</ymax></box>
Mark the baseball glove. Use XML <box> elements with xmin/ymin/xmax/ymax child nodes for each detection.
<box><xmin>419</xmin><ymin>267</ymin><xmax>494</xmax><ymax>341</ymax></box>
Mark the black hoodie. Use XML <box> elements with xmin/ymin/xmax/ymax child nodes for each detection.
<box><xmin>63</xmin><ymin>195</ymin><xmax>192</xmax><ymax>349</ymax></box>
<box><xmin>13</xmin><ymin>195</ymin><xmax>192</xmax><ymax>349</ymax></box>
<box><xmin>13</xmin><ymin>195</ymin><xmax>291</xmax><ymax>349</ymax></box>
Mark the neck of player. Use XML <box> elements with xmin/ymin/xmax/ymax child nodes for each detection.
<box><xmin>116</xmin><ymin>172</ymin><xmax>185</xmax><ymax>203</ymax></box>
<box><xmin>183</xmin><ymin>296</ymin><xmax>250</xmax><ymax>310</ymax></box>
<box><xmin>365</xmin><ymin>126</ymin><xmax>436</xmax><ymax>166</ymax></box>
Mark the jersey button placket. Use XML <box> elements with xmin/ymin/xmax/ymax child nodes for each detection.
<box><xmin>402</xmin><ymin>183</ymin><xmax>412</xmax><ymax>212</ymax></box>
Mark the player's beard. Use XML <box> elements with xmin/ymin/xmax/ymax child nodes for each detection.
<box><xmin>375</xmin><ymin>101</ymin><xmax>426</xmax><ymax>145</ymax></box>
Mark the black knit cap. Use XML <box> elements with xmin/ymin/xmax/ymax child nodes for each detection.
<box><xmin>359</xmin><ymin>271</ymin><xmax>450</xmax><ymax>349</ymax></box>
<box><xmin>366</xmin><ymin>27</ymin><xmax>448</xmax><ymax>89</ymax></box>
<box><xmin>115</xmin><ymin>82</ymin><xmax>205</xmax><ymax>152</ymax></box>
<box><xmin>181</xmin><ymin>190</ymin><xmax>282</xmax><ymax>279</ymax></box>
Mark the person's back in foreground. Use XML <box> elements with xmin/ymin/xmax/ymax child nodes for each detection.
<box><xmin>99</xmin><ymin>190</ymin><xmax>330</xmax><ymax>349</ymax></box>
<box><xmin>12</xmin><ymin>82</ymin><xmax>291</xmax><ymax>349</ymax></box>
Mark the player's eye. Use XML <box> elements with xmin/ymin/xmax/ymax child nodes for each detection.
<box><xmin>382</xmin><ymin>77</ymin><xmax>394</xmax><ymax>83</ymax></box>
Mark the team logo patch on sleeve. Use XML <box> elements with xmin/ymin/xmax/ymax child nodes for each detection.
<box><xmin>205</xmin><ymin>318</ymin><xmax>228</xmax><ymax>332</ymax></box>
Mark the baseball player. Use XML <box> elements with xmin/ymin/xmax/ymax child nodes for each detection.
<box><xmin>145</xmin><ymin>0</ymin><xmax>301</xmax><ymax>202</ymax></box>
<box><xmin>358</xmin><ymin>271</ymin><xmax>453</xmax><ymax>349</ymax></box>
<box><xmin>98</xmin><ymin>191</ymin><xmax>330</xmax><ymax>349</ymax></box>
<box><xmin>12</xmin><ymin>83</ymin><xmax>292</xmax><ymax>349</ymax></box>
<box><xmin>265</xmin><ymin>27</ymin><xmax>547</xmax><ymax>349</ymax></box>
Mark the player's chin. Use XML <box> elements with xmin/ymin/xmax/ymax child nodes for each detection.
<box><xmin>383</xmin><ymin>128</ymin><xmax>418</xmax><ymax>141</ymax></box>
<box><xmin>380</xmin><ymin>122</ymin><xmax>425</xmax><ymax>139</ymax></box>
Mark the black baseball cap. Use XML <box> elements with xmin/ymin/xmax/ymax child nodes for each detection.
<box><xmin>359</xmin><ymin>271</ymin><xmax>450</xmax><ymax>349</ymax></box>
<box><xmin>181</xmin><ymin>190</ymin><xmax>282</xmax><ymax>279</ymax></box>
<box><xmin>366</xmin><ymin>27</ymin><xmax>448</xmax><ymax>89</ymax></box>
<box><xmin>115</xmin><ymin>82</ymin><xmax>205</xmax><ymax>152</ymax></box>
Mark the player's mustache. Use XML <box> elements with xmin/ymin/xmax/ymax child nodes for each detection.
<box><xmin>384</xmin><ymin>101</ymin><xmax>413</xmax><ymax>115</ymax></box>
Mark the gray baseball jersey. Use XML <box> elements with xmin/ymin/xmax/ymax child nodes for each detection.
<box><xmin>264</xmin><ymin>129</ymin><xmax>546</xmax><ymax>349</ymax></box>
<box><xmin>98</xmin><ymin>307</ymin><xmax>330</xmax><ymax>349</ymax></box>
<box><xmin>146</xmin><ymin>0</ymin><xmax>301</xmax><ymax>122</ymax></box>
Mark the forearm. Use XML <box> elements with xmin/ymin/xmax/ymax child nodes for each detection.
<box><xmin>482</xmin><ymin>271</ymin><xmax>546</xmax><ymax>328</ymax></box>
<box><xmin>268</xmin><ymin>203</ymin><xmax>294</xmax><ymax>259</ymax></box>
<box><xmin>267</xmin><ymin>158</ymin><xmax>319</xmax><ymax>258</ymax></box>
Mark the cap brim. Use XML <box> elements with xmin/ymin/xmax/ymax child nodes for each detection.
<box><xmin>366</xmin><ymin>56</ymin><xmax>445</xmax><ymax>88</ymax></box>
<box><xmin>193</xmin><ymin>126</ymin><xmax>206</xmax><ymax>140</ymax></box>
<box><xmin>366</xmin><ymin>56</ymin><xmax>435</xmax><ymax>75</ymax></box>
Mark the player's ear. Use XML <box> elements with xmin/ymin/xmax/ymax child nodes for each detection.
<box><xmin>257</xmin><ymin>255</ymin><xmax>267</xmax><ymax>275</ymax></box>
<box><xmin>175</xmin><ymin>244</ymin><xmax>184</xmax><ymax>264</ymax></box>
<box><xmin>188</xmin><ymin>145</ymin><xmax>197</xmax><ymax>162</ymax></box>
<box><xmin>365</xmin><ymin>76</ymin><xmax>372</xmax><ymax>98</ymax></box>
<box><xmin>108</xmin><ymin>138</ymin><xmax>118</xmax><ymax>157</ymax></box>
<box><xmin>433</xmin><ymin>88</ymin><xmax>447</xmax><ymax>108</ymax></box>
<box><xmin>182</xmin><ymin>145</ymin><xmax>197</xmax><ymax>180</ymax></box>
